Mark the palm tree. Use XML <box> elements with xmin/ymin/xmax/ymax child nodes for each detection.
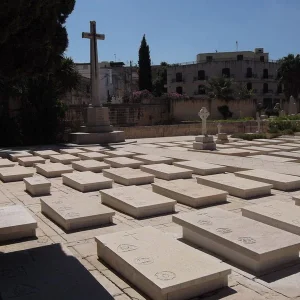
<box><xmin>278</xmin><ymin>54</ymin><xmax>300</xmax><ymax>99</ymax></box>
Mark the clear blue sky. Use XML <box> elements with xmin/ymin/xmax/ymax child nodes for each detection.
<box><xmin>66</xmin><ymin>0</ymin><xmax>300</xmax><ymax>65</ymax></box>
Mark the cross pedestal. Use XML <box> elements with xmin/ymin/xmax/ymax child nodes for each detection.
<box><xmin>216</xmin><ymin>123</ymin><xmax>229</xmax><ymax>144</ymax></box>
<box><xmin>69</xmin><ymin>21</ymin><xmax>124</xmax><ymax>145</ymax></box>
<box><xmin>193</xmin><ymin>107</ymin><xmax>216</xmax><ymax>150</ymax></box>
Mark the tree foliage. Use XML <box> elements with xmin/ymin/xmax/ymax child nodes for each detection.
<box><xmin>278</xmin><ymin>54</ymin><xmax>300</xmax><ymax>99</ymax></box>
<box><xmin>138</xmin><ymin>35</ymin><xmax>152</xmax><ymax>92</ymax></box>
<box><xmin>153</xmin><ymin>62</ymin><xmax>169</xmax><ymax>97</ymax></box>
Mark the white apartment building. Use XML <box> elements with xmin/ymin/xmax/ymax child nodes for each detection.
<box><xmin>167</xmin><ymin>48</ymin><xmax>283</xmax><ymax>109</ymax></box>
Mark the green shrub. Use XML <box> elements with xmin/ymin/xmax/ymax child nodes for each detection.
<box><xmin>217</xmin><ymin>105</ymin><xmax>233</xmax><ymax>120</ymax></box>
<box><xmin>231</xmin><ymin>133</ymin><xmax>266</xmax><ymax>140</ymax></box>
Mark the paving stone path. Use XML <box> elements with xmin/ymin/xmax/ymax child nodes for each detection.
<box><xmin>1</xmin><ymin>135</ymin><xmax>300</xmax><ymax>299</ymax></box>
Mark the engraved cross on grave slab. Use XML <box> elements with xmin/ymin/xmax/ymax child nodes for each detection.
<box><xmin>82</xmin><ymin>21</ymin><xmax>105</xmax><ymax>107</ymax></box>
<box><xmin>198</xmin><ymin>107</ymin><xmax>210</xmax><ymax>135</ymax></box>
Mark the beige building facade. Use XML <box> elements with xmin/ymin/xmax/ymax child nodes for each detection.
<box><xmin>167</xmin><ymin>48</ymin><xmax>284</xmax><ymax>110</ymax></box>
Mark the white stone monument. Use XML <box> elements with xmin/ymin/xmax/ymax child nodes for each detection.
<box><xmin>70</xmin><ymin>21</ymin><xmax>124</xmax><ymax>144</ymax></box>
<box><xmin>289</xmin><ymin>95</ymin><xmax>297</xmax><ymax>115</ymax></box>
<box><xmin>215</xmin><ymin>123</ymin><xmax>229</xmax><ymax>144</ymax></box>
<box><xmin>193</xmin><ymin>107</ymin><xmax>216</xmax><ymax>150</ymax></box>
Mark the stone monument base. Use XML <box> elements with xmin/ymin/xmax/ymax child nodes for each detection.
<box><xmin>69</xmin><ymin>105</ymin><xmax>125</xmax><ymax>144</ymax></box>
<box><xmin>216</xmin><ymin>133</ymin><xmax>229</xmax><ymax>144</ymax></box>
<box><xmin>193</xmin><ymin>135</ymin><xmax>216</xmax><ymax>150</ymax></box>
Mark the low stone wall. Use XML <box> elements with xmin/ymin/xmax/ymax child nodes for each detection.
<box><xmin>115</xmin><ymin>120</ymin><xmax>267</xmax><ymax>139</ymax></box>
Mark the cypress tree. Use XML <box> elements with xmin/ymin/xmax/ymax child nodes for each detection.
<box><xmin>138</xmin><ymin>34</ymin><xmax>152</xmax><ymax>92</ymax></box>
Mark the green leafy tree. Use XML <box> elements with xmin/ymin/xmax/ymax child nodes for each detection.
<box><xmin>278</xmin><ymin>54</ymin><xmax>300</xmax><ymax>99</ymax></box>
<box><xmin>206</xmin><ymin>76</ymin><xmax>235</xmax><ymax>101</ymax></box>
<box><xmin>138</xmin><ymin>35</ymin><xmax>152</xmax><ymax>92</ymax></box>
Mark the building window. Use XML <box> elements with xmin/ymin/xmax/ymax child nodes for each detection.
<box><xmin>237</xmin><ymin>55</ymin><xmax>243</xmax><ymax>61</ymax></box>
<box><xmin>246</xmin><ymin>67</ymin><xmax>252</xmax><ymax>78</ymax></box>
<box><xmin>206</xmin><ymin>56</ymin><xmax>213</xmax><ymax>62</ymax></box>
<box><xmin>263</xmin><ymin>83</ymin><xmax>268</xmax><ymax>93</ymax></box>
<box><xmin>86</xmin><ymin>85</ymin><xmax>90</xmax><ymax>93</ymax></box>
<box><xmin>260</xmin><ymin>56</ymin><xmax>265</xmax><ymax>62</ymax></box>
<box><xmin>277</xmin><ymin>84</ymin><xmax>283</xmax><ymax>94</ymax></box>
<box><xmin>198</xmin><ymin>85</ymin><xmax>206</xmax><ymax>95</ymax></box>
<box><xmin>263</xmin><ymin>69</ymin><xmax>268</xmax><ymax>79</ymax></box>
<box><xmin>277</xmin><ymin>71</ymin><xmax>282</xmax><ymax>79</ymax></box>
<box><xmin>247</xmin><ymin>82</ymin><xmax>252</xmax><ymax>90</ymax></box>
<box><xmin>198</xmin><ymin>70</ymin><xmax>206</xmax><ymax>80</ymax></box>
<box><xmin>222</xmin><ymin>68</ymin><xmax>230</xmax><ymax>78</ymax></box>
<box><xmin>176</xmin><ymin>72</ymin><xmax>183</xmax><ymax>82</ymax></box>
<box><xmin>83</xmin><ymin>65</ymin><xmax>89</xmax><ymax>70</ymax></box>
<box><xmin>176</xmin><ymin>86</ymin><xmax>183</xmax><ymax>94</ymax></box>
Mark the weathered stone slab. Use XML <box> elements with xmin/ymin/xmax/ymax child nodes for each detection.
<box><xmin>103</xmin><ymin>167</ymin><xmax>155</xmax><ymax>185</ymax></box>
<box><xmin>60</xmin><ymin>148</ymin><xmax>86</xmax><ymax>156</ymax></box>
<box><xmin>242</xmin><ymin>200</ymin><xmax>300</xmax><ymax>235</ymax></box>
<box><xmin>0</xmin><ymin>205</ymin><xmax>37</xmax><ymax>241</ymax></box>
<box><xmin>72</xmin><ymin>160</ymin><xmax>110</xmax><ymax>172</ymax></box>
<box><xmin>247</xmin><ymin>155</ymin><xmax>297</xmax><ymax>163</ymax></box>
<box><xmin>49</xmin><ymin>154</ymin><xmax>80</xmax><ymax>164</ymax></box>
<box><xmin>263</xmin><ymin>144</ymin><xmax>299</xmax><ymax>151</ymax></box>
<box><xmin>17</xmin><ymin>156</ymin><xmax>46</xmax><ymax>167</ymax></box>
<box><xmin>33</xmin><ymin>150</ymin><xmax>60</xmax><ymax>158</ymax></box>
<box><xmin>235</xmin><ymin>169</ymin><xmax>300</xmax><ymax>191</ymax></box>
<box><xmin>62</xmin><ymin>171</ymin><xmax>113</xmax><ymax>192</ymax></box>
<box><xmin>156</xmin><ymin>142</ymin><xmax>178</xmax><ymax>147</ymax></box>
<box><xmin>0</xmin><ymin>166</ymin><xmax>34</xmax><ymax>182</ymax></box>
<box><xmin>102</xmin><ymin>150</ymin><xmax>135</xmax><ymax>158</ymax></box>
<box><xmin>242</xmin><ymin>146</ymin><xmax>279</xmax><ymax>155</ymax></box>
<box><xmin>141</xmin><ymin>164</ymin><xmax>192</xmax><ymax>180</ymax></box>
<box><xmin>271</xmin><ymin>151</ymin><xmax>300</xmax><ymax>161</ymax></box>
<box><xmin>215</xmin><ymin>148</ymin><xmax>250</xmax><ymax>156</ymax></box>
<box><xmin>78</xmin><ymin>146</ymin><xmax>106</xmax><ymax>152</ymax></box>
<box><xmin>104</xmin><ymin>157</ymin><xmax>144</xmax><ymax>169</ymax></box>
<box><xmin>173</xmin><ymin>161</ymin><xmax>226</xmax><ymax>175</ymax></box>
<box><xmin>100</xmin><ymin>186</ymin><xmax>176</xmax><ymax>218</ymax></box>
<box><xmin>227</xmin><ymin>142</ymin><xmax>252</xmax><ymax>148</ymax></box>
<box><xmin>173</xmin><ymin>208</ymin><xmax>300</xmax><ymax>274</ymax></box>
<box><xmin>95</xmin><ymin>226</ymin><xmax>231</xmax><ymax>300</ymax></box>
<box><xmin>152</xmin><ymin>179</ymin><xmax>227</xmax><ymax>208</ymax></box>
<box><xmin>294</xmin><ymin>195</ymin><xmax>300</xmax><ymax>206</ymax></box>
<box><xmin>0</xmin><ymin>159</ymin><xmax>16</xmax><ymax>168</ymax></box>
<box><xmin>197</xmin><ymin>174</ymin><xmax>272</xmax><ymax>198</ymax></box>
<box><xmin>254</xmin><ymin>139</ymin><xmax>285</xmax><ymax>144</ymax></box>
<box><xmin>281</xmin><ymin>143</ymin><xmax>300</xmax><ymax>149</ymax></box>
<box><xmin>165</xmin><ymin>146</ymin><xmax>188</xmax><ymax>152</ymax></box>
<box><xmin>36</xmin><ymin>163</ymin><xmax>73</xmax><ymax>178</ymax></box>
<box><xmin>77</xmin><ymin>151</ymin><xmax>109</xmax><ymax>161</ymax></box>
<box><xmin>41</xmin><ymin>196</ymin><xmax>115</xmax><ymax>231</ymax></box>
<box><xmin>9</xmin><ymin>152</ymin><xmax>32</xmax><ymax>162</ymax></box>
<box><xmin>134</xmin><ymin>154</ymin><xmax>173</xmax><ymax>165</ymax></box>
<box><xmin>24</xmin><ymin>177</ymin><xmax>51</xmax><ymax>196</ymax></box>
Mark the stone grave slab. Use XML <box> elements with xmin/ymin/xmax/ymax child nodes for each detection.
<box><xmin>173</xmin><ymin>160</ymin><xmax>227</xmax><ymax>175</ymax></box>
<box><xmin>254</xmin><ymin>139</ymin><xmax>285</xmax><ymax>144</ymax></box>
<box><xmin>263</xmin><ymin>144</ymin><xmax>299</xmax><ymax>151</ymax></box>
<box><xmin>268</xmin><ymin>151</ymin><xmax>300</xmax><ymax>162</ymax></box>
<box><xmin>156</xmin><ymin>142</ymin><xmax>178</xmax><ymax>147</ymax></box>
<box><xmin>72</xmin><ymin>160</ymin><xmax>110</xmax><ymax>172</ymax></box>
<box><xmin>104</xmin><ymin>157</ymin><xmax>144</xmax><ymax>169</ymax></box>
<box><xmin>100</xmin><ymin>186</ymin><xmax>176</xmax><ymax>218</ymax></box>
<box><xmin>49</xmin><ymin>154</ymin><xmax>80</xmax><ymax>164</ymax></box>
<box><xmin>17</xmin><ymin>156</ymin><xmax>46</xmax><ymax>167</ymax></box>
<box><xmin>152</xmin><ymin>179</ymin><xmax>227</xmax><ymax>208</ymax></box>
<box><xmin>0</xmin><ymin>205</ymin><xmax>37</xmax><ymax>241</ymax></box>
<box><xmin>235</xmin><ymin>169</ymin><xmax>300</xmax><ymax>191</ymax></box>
<box><xmin>41</xmin><ymin>196</ymin><xmax>115</xmax><ymax>231</ymax></box>
<box><xmin>36</xmin><ymin>163</ymin><xmax>73</xmax><ymax>178</ymax></box>
<box><xmin>60</xmin><ymin>148</ymin><xmax>86</xmax><ymax>156</ymax></box>
<box><xmin>77</xmin><ymin>151</ymin><xmax>109</xmax><ymax>161</ymax></box>
<box><xmin>227</xmin><ymin>142</ymin><xmax>252</xmax><ymax>148</ymax></box>
<box><xmin>103</xmin><ymin>167</ymin><xmax>155</xmax><ymax>185</ymax></box>
<box><xmin>173</xmin><ymin>208</ymin><xmax>300</xmax><ymax>274</ymax></box>
<box><xmin>0</xmin><ymin>166</ymin><xmax>34</xmax><ymax>182</ymax></box>
<box><xmin>78</xmin><ymin>146</ymin><xmax>106</xmax><ymax>152</ymax></box>
<box><xmin>242</xmin><ymin>146</ymin><xmax>279</xmax><ymax>155</ymax></box>
<box><xmin>247</xmin><ymin>155</ymin><xmax>297</xmax><ymax>163</ymax></box>
<box><xmin>281</xmin><ymin>143</ymin><xmax>300</xmax><ymax>149</ymax></box>
<box><xmin>141</xmin><ymin>164</ymin><xmax>192</xmax><ymax>180</ymax></box>
<box><xmin>165</xmin><ymin>146</ymin><xmax>188</xmax><ymax>152</ymax></box>
<box><xmin>242</xmin><ymin>200</ymin><xmax>300</xmax><ymax>235</ymax></box>
<box><xmin>33</xmin><ymin>150</ymin><xmax>60</xmax><ymax>158</ymax></box>
<box><xmin>293</xmin><ymin>195</ymin><xmax>300</xmax><ymax>206</ymax></box>
<box><xmin>24</xmin><ymin>177</ymin><xmax>51</xmax><ymax>196</ymax></box>
<box><xmin>9</xmin><ymin>152</ymin><xmax>33</xmax><ymax>162</ymax></box>
<box><xmin>95</xmin><ymin>226</ymin><xmax>231</xmax><ymax>300</ymax></box>
<box><xmin>102</xmin><ymin>150</ymin><xmax>135</xmax><ymax>158</ymax></box>
<box><xmin>62</xmin><ymin>171</ymin><xmax>113</xmax><ymax>192</ymax></box>
<box><xmin>197</xmin><ymin>173</ymin><xmax>272</xmax><ymax>199</ymax></box>
<box><xmin>0</xmin><ymin>159</ymin><xmax>16</xmax><ymax>168</ymax></box>
<box><xmin>134</xmin><ymin>154</ymin><xmax>173</xmax><ymax>165</ymax></box>
<box><xmin>215</xmin><ymin>144</ymin><xmax>232</xmax><ymax>149</ymax></box>
<box><xmin>215</xmin><ymin>148</ymin><xmax>250</xmax><ymax>157</ymax></box>
<box><xmin>139</xmin><ymin>144</ymin><xmax>162</xmax><ymax>148</ymax></box>
<box><xmin>247</xmin><ymin>140</ymin><xmax>269</xmax><ymax>146</ymax></box>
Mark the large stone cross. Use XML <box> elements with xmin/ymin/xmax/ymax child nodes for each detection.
<box><xmin>82</xmin><ymin>21</ymin><xmax>105</xmax><ymax>106</ymax></box>
<box><xmin>198</xmin><ymin>107</ymin><xmax>210</xmax><ymax>135</ymax></box>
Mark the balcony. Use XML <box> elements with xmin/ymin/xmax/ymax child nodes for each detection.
<box><xmin>193</xmin><ymin>76</ymin><xmax>208</xmax><ymax>82</ymax></box>
<box><xmin>171</xmin><ymin>78</ymin><xmax>185</xmax><ymax>83</ymax></box>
